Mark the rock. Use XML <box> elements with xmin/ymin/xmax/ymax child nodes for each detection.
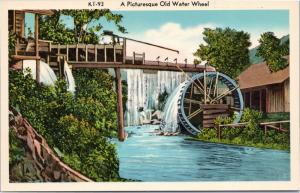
<box><xmin>152</xmin><ymin>110</ymin><xmax>162</xmax><ymax>120</ymax></box>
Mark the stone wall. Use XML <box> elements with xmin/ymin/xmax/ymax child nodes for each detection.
<box><xmin>9</xmin><ymin>107</ymin><xmax>92</xmax><ymax>182</ymax></box>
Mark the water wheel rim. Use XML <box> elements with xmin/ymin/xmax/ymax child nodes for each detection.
<box><xmin>178</xmin><ymin>72</ymin><xmax>244</xmax><ymax>135</ymax></box>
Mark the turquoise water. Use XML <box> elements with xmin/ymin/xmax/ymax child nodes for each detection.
<box><xmin>115</xmin><ymin>125</ymin><xmax>290</xmax><ymax>181</ymax></box>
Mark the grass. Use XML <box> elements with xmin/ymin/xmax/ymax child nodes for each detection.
<box><xmin>191</xmin><ymin>111</ymin><xmax>290</xmax><ymax>151</ymax></box>
<box><xmin>186</xmin><ymin>136</ymin><xmax>290</xmax><ymax>151</ymax></box>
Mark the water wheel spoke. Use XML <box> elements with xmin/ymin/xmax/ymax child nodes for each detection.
<box><xmin>211</xmin><ymin>85</ymin><xmax>239</xmax><ymax>103</ymax></box>
<box><xmin>184</xmin><ymin>98</ymin><xmax>202</xmax><ymax>105</ymax></box>
<box><xmin>207</xmin><ymin>76</ymin><xmax>214</xmax><ymax>99</ymax></box>
<box><xmin>175</xmin><ymin>64</ymin><xmax>207</xmax><ymax>96</ymax></box>
<box><xmin>213</xmin><ymin>72</ymin><xmax>219</xmax><ymax>97</ymax></box>
<box><xmin>187</xmin><ymin>108</ymin><xmax>203</xmax><ymax>119</ymax></box>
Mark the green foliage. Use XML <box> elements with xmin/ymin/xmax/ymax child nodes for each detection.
<box><xmin>73</xmin><ymin>68</ymin><xmax>118</xmax><ymax>136</ymax></box>
<box><xmin>39</xmin><ymin>11</ymin><xmax>76</xmax><ymax>44</ymax></box>
<box><xmin>9</xmin><ymin>31</ymin><xmax>16</xmax><ymax>63</ymax></box>
<box><xmin>196</xmin><ymin>108</ymin><xmax>289</xmax><ymax>150</ymax></box>
<box><xmin>54</xmin><ymin>115</ymin><xmax>120</xmax><ymax>181</ymax></box>
<box><xmin>9</xmin><ymin>128</ymin><xmax>26</xmax><ymax>167</ymax></box>
<box><xmin>256</xmin><ymin>32</ymin><xmax>289</xmax><ymax>72</ymax></box>
<box><xmin>194</xmin><ymin>27</ymin><xmax>251</xmax><ymax>78</ymax></box>
<box><xmin>40</xmin><ymin>10</ymin><xmax>126</xmax><ymax>44</ymax></box>
<box><xmin>157</xmin><ymin>89</ymin><xmax>169</xmax><ymax>110</ymax></box>
<box><xmin>62</xmin><ymin>9</ymin><xmax>126</xmax><ymax>43</ymax></box>
<box><xmin>9</xmin><ymin>69</ymin><xmax>120</xmax><ymax>181</ymax></box>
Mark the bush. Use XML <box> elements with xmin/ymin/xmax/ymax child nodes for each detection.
<box><xmin>55</xmin><ymin>115</ymin><xmax>120</xmax><ymax>181</ymax></box>
<box><xmin>9</xmin><ymin>69</ymin><xmax>120</xmax><ymax>181</ymax></box>
<box><xmin>195</xmin><ymin>108</ymin><xmax>289</xmax><ymax>150</ymax></box>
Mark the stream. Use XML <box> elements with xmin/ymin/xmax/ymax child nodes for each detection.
<box><xmin>115</xmin><ymin>125</ymin><xmax>290</xmax><ymax>181</ymax></box>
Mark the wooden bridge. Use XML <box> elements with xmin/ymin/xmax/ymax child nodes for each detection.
<box><xmin>10</xmin><ymin>10</ymin><xmax>215</xmax><ymax>141</ymax></box>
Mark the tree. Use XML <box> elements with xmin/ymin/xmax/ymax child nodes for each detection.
<box><xmin>61</xmin><ymin>9</ymin><xmax>126</xmax><ymax>44</ymax></box>
<box><xmin>40</xmin><ymin>9</ymin><xmax>126</xmax><ymax>44</ymax></box>
<box><xmin>39</xmin><ymin>11</ymin><xmax>76</xmax><ymax>44</ymax></box>
<box><xmin>194</xmin><ymin>27</ymin><xmax>251</xmax><ymax>78</ymax></box>
<box><xmin>256</xmin><ymin>32</ymin><xmax>289</xmax><ymax>72</ymax></box>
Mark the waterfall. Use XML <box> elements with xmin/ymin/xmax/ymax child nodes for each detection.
<box><xmin>23</xmin><ymin>60</ymin><xmax>57</xmax><ymax>85</ymax></box>
<box><xmin>125</xmin><ymin>69</ymin><xmax>186</xmax><ymax>126</ymax></box>
<box><xmin>160</xmin><ymin>82</ymin><xmax>187</xmax><ymax>133</ymax></box>
<box><xmin>22</xmin><ymin>60</ymin><xmax>76</xmax><ymax>93</ymax></box>
<box><xmin>64</xmin><ymin>61</ymin><xmax>76</xmax><ymax>93</ymax></box>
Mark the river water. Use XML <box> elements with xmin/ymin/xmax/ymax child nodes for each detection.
<box><xmin>115</xmin><ymin>125</ymin><xmax>290</xmax><ymax>181</ymax></box>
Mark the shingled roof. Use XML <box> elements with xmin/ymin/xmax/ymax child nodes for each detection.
<box><xmin>238</xmin><ymin>59</ymin><xmax>289</xmax><ymax>90</ymax></box>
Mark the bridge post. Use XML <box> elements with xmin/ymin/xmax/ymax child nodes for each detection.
<box><xmin>115</xmin><ymin>68</ymin><xmax>125</xmax><ymax>141</ymax></box>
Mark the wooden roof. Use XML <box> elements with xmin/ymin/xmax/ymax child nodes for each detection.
<box><xmin>21</xmin><ymin>10</ymin><xmax>54</xmax><ymax>16</ymax></box>
<box><xmin>238</xmin><ymin>59</ymin><xmax>289</xmax><ymax>90</ymax></box>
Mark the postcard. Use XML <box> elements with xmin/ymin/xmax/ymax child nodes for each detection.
<box><xmin>0</xmin><ymin>0</ymin><xmax>299</xmax><ymax>191</ymax></box>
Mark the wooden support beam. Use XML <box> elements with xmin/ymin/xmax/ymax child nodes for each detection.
<box><xmin>76</xmin><ymin>44</ymin><xmax>78</xmax><ymax>62</ymax></box>
<box><xmin>123</xmin><ymin>38</ymin><xmax>126</xmax><ymax>63</ymax></box>
<box><xmin>104</xmin><ymin>45</ymin><xmax>107</xmax><ymax>62</ymax></box>
<box><xmin>85</xmin><ymin>45</ymin><xmax>88</xmax><ymax>62</ymax></box>
<box><xmin>115</xmin><ymin>68</ymin><xmax>125</xmax><ymax>141</ymax></box>
<box><xmin>66</xmin><ymin>44</ymin><xmax>69</xmax><ymax>61</ymax></box>
<box><xmin>133</xmin><ymin>52</ymin><xmax>135</xmax><ymax>64</ymax></box>
<box><xmin>35</xmin><ymin>14</ymin><xmax>40</xmax><ymax>83</ymax></box>
<box><xmin>143</xmin><ymin>52</ymin><xmax>145</xmax><ymax>64</ymax></box>
<box><xmin>94</xmin><ymin>45</ymin><xmax>97</xmax><ymax>62</ymax></box>
<box><xmin>113</xmin><ymin>45</ymin><xmax>116</xmax><ymax>62</ymax></box>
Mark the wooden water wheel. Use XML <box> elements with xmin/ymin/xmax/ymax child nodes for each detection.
<box><xmin>178</xmin><ymin>72</ymin><xmax>244</xmax><ymax>136</ymax></box>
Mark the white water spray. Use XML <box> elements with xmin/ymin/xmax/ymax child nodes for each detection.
<box><xmin>125</xmin><ymin>69</ymin><xmax>186</xmax><ymax>126</ymax></box>
<box><xmin>160</xmin><ymin>82</ymin><xmax>187</xmax><ymax>133</ymax></box>
<box><xmin>64</xmin><ymin>61</ymin><xmax>76</xmax><ymax>93</ymax></box>
<box><xmin>22</xmin><ymin>60</ymin><xmax>76</xmax><ymax>93</ymax></box>
<box><xmin>23</xmin><ymin>60</ymin><xmax>57</xmax><ymax>85</ymax></box>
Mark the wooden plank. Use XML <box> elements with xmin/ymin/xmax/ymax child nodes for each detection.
<box><xmin>94</xmin><ymin>45</ymin><xmax>97</xmax><ymax>62</ymax></box>
<box><xmin>11</xmin><ymin>55</ymin><xmax>41</xmax><ymax>60</ymax></box>
<box><xmin>66</xmin><ymin>45</ymin><xmax>69</xmax><ymax>61</ymax></box>
<box><xmin>203</xmin><ymin>123</ymin><xmax>215</xmax><ymax>128</ymax></box>
<box><xmin>123</xmin><ymin>38</ymin><xmax>126</xmax><ymax>63</ymax></box>
<box><xmin>35</xmin><ymin>13</ymin><xmax>40</xmax><ymax>83</ymax></box>
<box><xmin>203</xmin><ymin>119</ymin><xmax>216</xmax><ymax>124</ymax></box>
<box><xmin>201</xmin><ymin>104</ymin><xmax>229</xmax><ymax>109</ymax></box>
<box><xmin>115</xmin><ymin>68</ymin><xmax>125</xmax><ymax>141</ymax></box>
<box><xmin>85</xmin><ymin>45</ymin><xmax>88</xmax><ymax>62</ymax></box>
<box><xmin>70</xmin><ymin>62</ymin><xmax>210</xmax><ymax>72</ymax></box>
<box><xmin>260</xmin><ymin>120</ymin><xmax>290</xmax><ymax>125</ymax></box>
<box><xmin>76</xmin><ymin>44</ymin><xmax>78</xmax><ymax>62</ymax></box>
<box><xmin>104</xmin><ymin>45</ymin><xmax>107</xmax><ymax>62</ymax></box>
<box><xmin>203</xmin><ymin>109</ymin><xmax>228</xmax><ymax>115</ymax></box>
<box><xmin>203</xmin><ymin>113</ymin><xmax>228</xmax><ymax>119</ymax></box>
<box><xmin>113</xmin><ymin>45</ymin><xmax>116</xmax><ymax>62</ymax></box>
<box><xmin>219</xmin><ymin>122</ymin><xmax>248</xmax><ymax>127</ymax></box>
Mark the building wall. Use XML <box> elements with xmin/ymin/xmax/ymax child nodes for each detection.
<box><xmin>284</xmin><ymin>79</ymin><xmax>290</xmax><ymax>112</ymax></box>
<box><xmin>266</xmin><ymin>80</ymin><xmax>289</xmax><ymax>113</ymax></box>
<box><xmin>241</xmin><ymin>79</ymin><xmax>290</xmax><ymax>113</ymax></box>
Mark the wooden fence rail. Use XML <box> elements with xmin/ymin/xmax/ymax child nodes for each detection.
<box><xmin>216</xmin><ymin>120</ymin><xmax>289</xmax><ymax>140</ymax></box>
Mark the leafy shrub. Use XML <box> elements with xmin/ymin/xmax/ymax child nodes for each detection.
<box><xmin>9</xmin><ymin>69</ymin><xmax>120</xmax><ymax>181</ymax></box>
<box><xmin>195</xmin><ymin>108</ymin><xmax>289</xmax><ymax>150</ymax></box>
<box><xmin>55</xmin><ymin>115</ymin><xmax>120</xmax><ymax>181</ymax></box>
<box><xmin>9</xmin><ymin>128</ymin><xmax>25</xmax><ymax>167</ymax></box>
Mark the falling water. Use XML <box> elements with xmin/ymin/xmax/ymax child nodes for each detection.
<box><xmin>160</xmin><ymin>82</ymin><xmax>187</xmax><ymax>133</ymax></box>
<box><xmin>22</xmin><ymin>60</ymin><xmax>76</xmax><ymax>93</ymax></box>
<box><xmin>125</xmin><ymin>69</ymin><xmax>186</xmax><ymax>126</ymax></box>
<box><xmin>23</xmin><ymin>60</ymin><xmax>57</xmax><ymax>85</ymax></box>
<box><xmin>64</xmin><ymin>61</ymin><xmax>76</xmax><ymax>93</ymax></box>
